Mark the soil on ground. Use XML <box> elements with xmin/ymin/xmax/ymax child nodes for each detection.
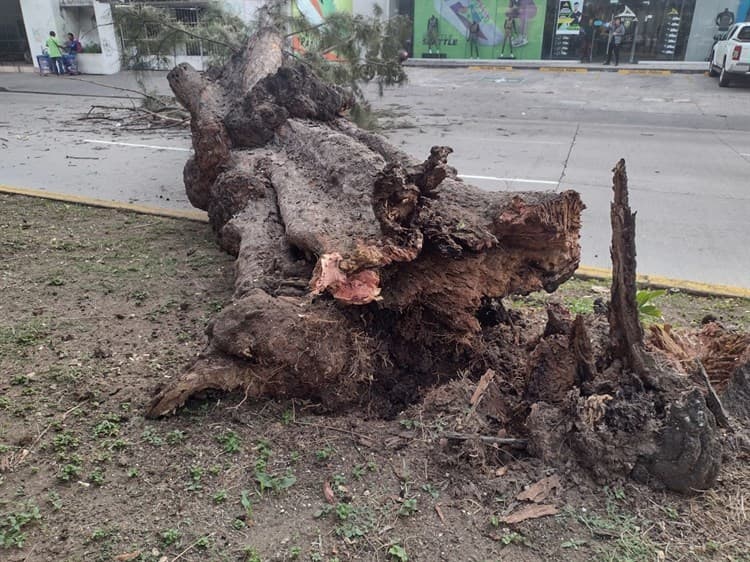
<box><xmin>1</xmin><ymin>193</ymin><xmax>748</xmax><ymax>562</ymax></box>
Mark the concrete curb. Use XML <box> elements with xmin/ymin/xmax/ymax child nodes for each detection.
<box><xmin>0</xmin><ymin>64</ymin><xmax>35</xmax><ymax>73</ymax></box>
<box><xmin>0</xmin><ymin>184</ymin><xmax>208</xmax><ymax>223</ymax></box>
<box><xmin>1</xmin><ymin>184</ymin><xmax>746</xmax><ymax>298</ymax></box>
<box><xmin>576</xmin><ymin>266</ymin><xmax>750</xmax><ymax>299</ymax></box>
<box><xmin>404</xmin><ymin>59</ymin><xmax>707</xmax><ymax>74</ymax></box>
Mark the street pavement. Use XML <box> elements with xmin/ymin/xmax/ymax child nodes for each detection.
<box><xmin>0</xmin><ymin>69</ymin><xmax>748</xmax><ymax>287</ymax></box>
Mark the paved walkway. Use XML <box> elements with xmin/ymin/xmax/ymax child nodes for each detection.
<box><xmin>0</xmin><ymin>70</ymin><xmax>173</xmax><ymax>98</ymax></box>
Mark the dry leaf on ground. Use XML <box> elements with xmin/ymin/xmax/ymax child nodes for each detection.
<box><xmin>517</xmin><ymin>474</ymin><xmax>561</xmax><ymax>503</ymax></box>
<box><xmin>502</xmin><ymin>503</ymin><xmax>559</xmax><ymax>524</ymax></box>
<box><xmin>323</xmin><ymin>480</ymin><xmax>335</xmax><ymax>504</ymax></box>
<box><xmin>113</xmin><ymin>552</ymin><xmax>141</xmax><ymax>562</ymax></box>
<box><xmin>470</xmin><ymin>369</ymin><xmax>497</xmax><ymax>406</ymax></box>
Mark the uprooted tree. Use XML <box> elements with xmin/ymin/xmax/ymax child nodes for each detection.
<box><xmin>147</xmin><ymin>27</ymin><xmax>750</xmax><ymax>493</ymax></box>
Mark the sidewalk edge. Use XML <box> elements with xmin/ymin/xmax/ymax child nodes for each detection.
<box><xmin>0</xmin><ymin>184</ymin><xmax>208</xmax><ymax>223</ymax></box>
<box><xmin>576</xmin><ymin>266</ymin><xmax>749</xmax><ymax>299</ymax></box>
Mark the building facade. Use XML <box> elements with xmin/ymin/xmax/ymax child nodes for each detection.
<box><xmin>3</xmin><ymin>0</ymin><xmax>747</xmax><ymax>72</ymax></box>
<box><xmin>410</xmin><ymin>0</ymin><xmax>750</xmax><ymax>62</ymax></box>
<box><xmin>2</xmin><ymin>0</ymin><xmax>390</xmax><ymax>73</ymax></box>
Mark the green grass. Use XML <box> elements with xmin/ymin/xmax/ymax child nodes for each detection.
<box><xmin>0</xmin><ymin>502</ymin><xmax>41</xmax><ymax>548</ymax></box>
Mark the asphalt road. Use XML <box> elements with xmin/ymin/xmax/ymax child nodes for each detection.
<box><xmin>1</xmin><ymin>69</ymin><xmax>748</xmax><ymax>287</ymax></box>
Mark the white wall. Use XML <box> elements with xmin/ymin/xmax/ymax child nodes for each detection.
<box><xmin>19</xmin><ymin>0</ymin><xmax>62</xmax><ymax>63</ymax></box>
<box><xmin>685</xmin><ymin>0</ymin><xmax>741</xmax><ymax>61</ymax></box>
<box><xmin>19</xmin><ymin>0</ymin><xmax>119</xmax><ymax>72</ymax></box>
<box><xmin>91</xmin><ymin>1</ymin><xmax>119</xmax><ymax>73</ymax></box>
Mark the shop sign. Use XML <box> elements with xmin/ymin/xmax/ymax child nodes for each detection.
<box><xmin>556</xmin><ymin>0</ymin><xmax>585</xmax><ymax>35</ymax></box>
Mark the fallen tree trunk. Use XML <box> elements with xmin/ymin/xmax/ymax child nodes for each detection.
<box><xmin>147</xmin><ymin>29</ymin><xmax>584</xmax><ymax>417</ymax></box>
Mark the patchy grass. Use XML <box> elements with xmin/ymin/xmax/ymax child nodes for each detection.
<box><xmin>0</xmin><ymin>193</ymin><xmax>748</xmax><ymax>561</ymax></box>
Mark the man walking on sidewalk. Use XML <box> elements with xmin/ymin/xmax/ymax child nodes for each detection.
<box><xmin>603</xmin><ymin>18</ymin><xmax>625</xmax><ymax>66</ymax></box>
<box><xmin>45</xmin><ymin>31</ymin><xmax>64</xmax><ymax>75</ymax></box>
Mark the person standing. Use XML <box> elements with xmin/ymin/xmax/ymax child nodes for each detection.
<box><xmin>603</xmin><ymin>17</ymin><xmax>625</xmax><ymax>66</ymax></box>
<box><xmin>579</xmin><ymin>16</ymin><xmax>592</xmax><ymax>63</ymax></box>
<box><xmin>64</xmin><ymin>33</ymin><xmax>82</xmax><ymax>75</ymax></box>
<box><xmin>45</xmin><ymin>31</ymin><xmax>64</xmax><ymax>75</ymax></box>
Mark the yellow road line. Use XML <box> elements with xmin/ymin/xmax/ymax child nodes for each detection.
<box><xmin>2</xmin><ymin>183</ymin><xmax>746</xmax><ymax>298</ymax></box>
<box><xmin>468</xmin><ymin>65</ymin><xmax>514</xmax><ymax>71</ymax></box>
<box><xmin>539</xmin><ymin>67</ymin><xmax>588</xmax><ymax>73</ymax></box>
<box><xmin>0</xmin><ymin>184</ymin><xmax>208</xmax><ymax>223</ymax></box>
<box><xmin>617</xmin><ymin>69</ymin><xmax>671</xmax><ymax>75</ymax></box>
<box><xmin>576</xmin><ymin>265</ymin><xmax>749</xmax><ymax>299</ymax></box>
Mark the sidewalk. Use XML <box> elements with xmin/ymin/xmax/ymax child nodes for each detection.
<box><xmin>404</xmin><ymin>58</ymin><xmax>707</xmax><ymax>74</ymax></box>
<box><xmin>0</xmin><ymin>70</ymin><xmax>173</xmax><ymax>98</ymax></box>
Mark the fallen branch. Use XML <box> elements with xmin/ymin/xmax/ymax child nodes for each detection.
<box><xmin>694</xmin><ymin>359</ymin><xmax>733</xmax><ymax>431</ymax></box>
<box><xmin>442</xmin><ymin>432</ymin><xmax>528</xmax><ymax>449</ymax></box>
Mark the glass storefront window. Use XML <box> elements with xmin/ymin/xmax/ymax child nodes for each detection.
<box><xmin>411</xmin><ymin>1</ymin><xmax>550</xmax><ymax>60</ymax></box>
<box><xmin>403</xmin><ymin>0</ymin><xmax>749</xmax><ymax>61</ymax></box>
<box><xmin>543</xmin><ymin>0</ymin><xmax>744</xmax><ymax>61</ymax></box>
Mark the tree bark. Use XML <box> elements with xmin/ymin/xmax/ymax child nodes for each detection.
<box><xmin>146</xmin><ymin>28</ymin><xmax>584</xmax><ymax>417</ymax></box>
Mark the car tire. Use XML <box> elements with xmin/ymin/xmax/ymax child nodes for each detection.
<box><xmin>718</xmin><ymin>63</ymin><xmax>731</xmax><ymax>87</ymax></box>
<box><xmin>708</xmin><ymin>53</ymin><xmax>719</xmax><ymax>77</ymax></box>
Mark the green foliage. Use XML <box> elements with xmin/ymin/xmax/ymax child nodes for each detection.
<box><xmin>93</xmin><ymin>418</ymin><xmax>120</xmax><ymax>439</ymax></box>
<box><xmin>240</xmin><ymin>489</ymin><xmax>254</xmax><ymax>522</ymax></box>
<box><xmin>315</xmin><ymin>445</ymin><xmax>334</xmax><ymax>461</ymax></box>
<box><xmin>218</xmin><ymin>430</ymin><xmax>241</xmax><ymax>454</ymax></box>
<box><xmin>89</xmin><ymin>468</ymin><xmax>105</xmax><ymax>486</ymax></box>
<box><xmin>187</xmin><ymin>465</ymin><xmax>204</xmax><ymax>491</ymax></box>
<box><xmin>499</xmin><ymin>531</ymin><xmax>528</xmax><ymax>546</ymax></box>
<box><xmin>113</xmin><ymin>3</ymin><xmax>247</xmax><ymax>71</ymax></box>
<box><xmin>421</xmin><ymin>483</ymin><xmax>439</xmax><ymax>499</ymax></box>
<box><xmin>113</xmin><ymin>2</ymin><xmax>410</xmax><ymax>129</ymax></box>
<box><xmin>397</xmin><ymin>498</ymin><xmax>417</xmax><ymax>517</ymax></box>
<box><xmin>53</xmin><ymin>431</ymin><xmax>79</xmax><ymax>452</ymax></box>
<box><xmin>286</xmin><ymin>5</ymin><xmax>411</xmax><ymax>128</ymax></box>
<box><xmin>58</xmin><ymin>456</ymin><xmax>83</xmax><ymax>481</ymax></box>
<box><xmin>561</xmin><ymin>538</ymin><xmax>587</xmax><ymax>549</ymax></box>
<box><xmin>254</xmin><ymin>468</ymin><xmax>296</xmax><ymax>494</ymax></box>
<box><xmin>636</xmin><ymin>289</ymin><xmax>666</xmax><ymax>320</ymax></box>
<box><xmin>388</xmin><ymin>544</ymin><xmax>409</xmax><ymax>562</ymax></box>
<box><xmin>195</xmin><ymin>535</ymin><xmax>211</xmax><ymax>549</ymax></box>
<box><xmin>47</xmin><ymin>491</ymin><xmax>63</xmax><ymax>511</ymax></box>
<box><xmin>141</xmin><ymin>428</ymin><xmax>164</xmax><ymax>446</ymax></box>
<box><xmin>0</xmin><ymin>502</ymin><xmax>41</xmax><ymax>549</ymax></box>
<box><xmin>161</xmin><ymin>528</ymin><xmax>180</xmax><ymax>546</ymax></box>
<box><xmin>243</xmin><ymin>547</ymin><xmax>262</xmax><ymax>562</ymax></box>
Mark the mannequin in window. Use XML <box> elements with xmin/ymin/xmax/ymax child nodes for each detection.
<box><xmin>426</xmin><ymin>15</ymin><xmax>440</xmax><ymax>54</ymax></box>
<box><xmin>467</xmin><ymin>19</ymin><xmax>480</xmax><ymax>58</ymax></box>
<box><xmin>716</xmin><ymin>8</ymin><xmax>735</xmax><ymax>31</ymax></box>
<box><xmin>500</xmin><ymin>12</ymin><xmax>516</xmax><ymax>57</ymax></box>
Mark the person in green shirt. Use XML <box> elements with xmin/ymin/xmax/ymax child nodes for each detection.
<box><xmin>45</xmin><ymin>31</ymin><xmax>64</xmax><ymax>75</ymax></box>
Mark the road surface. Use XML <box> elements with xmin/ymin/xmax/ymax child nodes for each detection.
<box><xmin>1</xmin><ymin>69</ymin><xmax>748</xmax><ymax>286</ymax></box>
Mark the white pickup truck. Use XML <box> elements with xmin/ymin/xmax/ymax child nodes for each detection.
<box><xmin>708</xmin><ymin>22</ymin><xmax>750</xmax><ymax>87</ymax></box>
